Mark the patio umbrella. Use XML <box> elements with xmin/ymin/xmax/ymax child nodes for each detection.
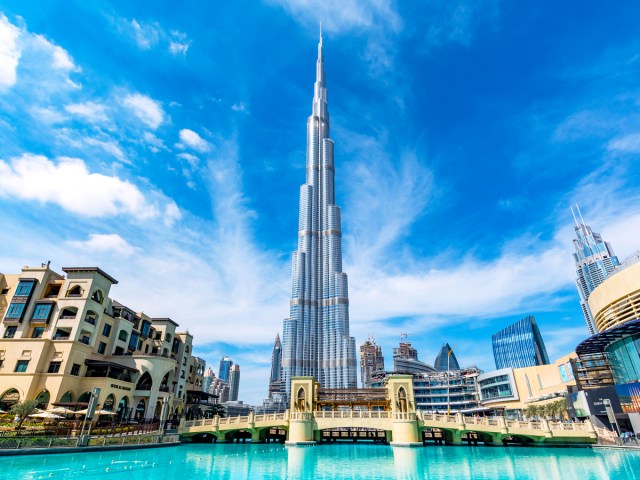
<box><xmin>74</xmin><ymin>409</ymin><xmax>116</xmax><ymax>416</ymax></box>
<box><xmin>48</xmin><ymin>407</ymin><xmax>76</xmax><ymax>415</ymax></box>
<box><xmin>29</xmin><ymin>412</ymin><xmax>63</xmax><ymax>419</ymax></box>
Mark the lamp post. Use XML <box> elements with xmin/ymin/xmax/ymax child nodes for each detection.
<box><xmin>447</xmin><ymin>346</ymin><xmax>456</xmax><ymax>415</ymax></box>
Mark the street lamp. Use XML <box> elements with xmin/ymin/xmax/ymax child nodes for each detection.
<box><xmin>447</xmin><ymin>345</ymin><xmax>456</xmax><ymax>415</ymax></box>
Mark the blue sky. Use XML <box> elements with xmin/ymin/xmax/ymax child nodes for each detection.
<box><xmin>1</xmin><ymin>1</ymin><xmax>640</xmax><ymax>404</ymax></box>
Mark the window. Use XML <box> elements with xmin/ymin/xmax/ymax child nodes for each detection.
<box><xmin>44</xmin><ymin>284</ymin><xmax>61</xmax><ymax>297</ymax></box>
<box><xmin>47</xmin><ymin>362</ymin><xmax>61</xmax><ymax>373</ymax></box>
<box><xmin>15</xmin><ymin>360</ymin><xmax>29</xmax><ymax>372</ymax></box>
<box><xmin>15</xmin><ymin>280</ymin><xmax>35</xmax><ymax>297</ymax></box>
<box><xmin>70</xmin><ymin>363</ymin><xmax>81</xmax><ymax>376</ymax></box>
<box><xmin>59</xmin><ymin>307</ymin><xmax>77</xmax><ymax>319</ymax></box>
<box><xmin>3</xmin><ymin>326</ymin><xmax>17</xmax><ymax>338</ymax></box>
<box><xmin>102</xmin><ymin>323</ymin><xmax>112</xmax><ymax>337</ymax></box>
<box><xmin>85</xmin><ymin>311</ymin><xmax>98</xmax><ymax>325</ymax></box>
<box><xmin>31</xmin><ymin>327</ymin><xmax>45</xmax><ymax>338</ymax></box>
<box><xmin>118</xmin><ymin>330</ymin><xmax>128</xmax><ymax>342</ymax></box>
<box><xmin>97</xmin><ymin>342</ymin><xmax>107</xmax><ymax>354</ymax></box>
<box><xmin>165</xmin><ymin>333</ymin><xmax>172</xmax><ymax>343</ymax></box>
<box><xmin>79</xmin><ymin>335</ymin><xmax>90</xmax><ymax>345</ymax></box>
<box><xmin>128</xmin><ymin>332</ymin><xmax>139</xmax><ymax>351</ymax></box>
<box><xmin>1</xmin><ymin>288</ymin><xmax>9</xmax><ymax>294</ymax></box>
<box><xmin>6</xmin><ymin>303</ymin><xmax>26</xmax><ymax>319</ymax></box>
<box><xmin>66</xmin><ymin>285</ymin><xmax>82</xmax><ymax>297</ymax></box>
<box><xmin>91</xmin><ymin>289</ymin><xmax>104</xmax><ymax>304</ymax></box>
<box><xmin>31</xmin><ymin>303</ymin><xmax>53</xmax><ymax>322</ymax></box>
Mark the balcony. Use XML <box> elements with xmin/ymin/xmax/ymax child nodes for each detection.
<box><xmin>53</xmin><ymin>334</ymin><xmax>71</xmax><ymax>341</ymax></box>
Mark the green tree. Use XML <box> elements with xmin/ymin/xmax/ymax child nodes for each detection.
<box><xmin>10</xmin><ymin>400</ymin><xmax>39</xmax><ymax>430</ymax></box>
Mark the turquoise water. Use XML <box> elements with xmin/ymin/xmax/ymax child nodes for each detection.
<box><xmin>3</xmin><ymin>444</ymin><xmax>640</xmax><ymax>480</ymax></box>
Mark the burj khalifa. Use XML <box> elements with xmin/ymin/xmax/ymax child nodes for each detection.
<box><xmin>280</xmin><ymin>31</ymin><xmax>358</xmax><ymax>397</ymax></box>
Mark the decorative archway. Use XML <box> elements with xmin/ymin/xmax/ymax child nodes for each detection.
<box><xmin>34</xmin><ymin>390</ymin><xmax>50</xmax><ymax>409</ymax></box>
<box><xmin>135</xmin><ymin>399</ymin><xmax>146</xmax><ymax>420</ymax></box>
<box><xmin>0</xmin><ymin>388</ymin><xmax>20</xmax><ymax>411</ymax></box>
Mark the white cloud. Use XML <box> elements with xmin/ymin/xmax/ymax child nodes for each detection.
<box><xmin>30</xmin><ymin>106</ymin><xmax>66</xmax><ymax>124</ymax></box>
<box><xmin>0</xmin><ymin>153</ymin><xmax>171</xmax><ymax>221</ymax></box>
<box><xmin>231</xmin><ymin>102</ymin><xmax>248</xmax><ymax>113</ymax></box>
<box><xmin>178</xmin><ymin>152</ymin><xmax>199</xmax><ymax>168</ymax></box>
<box><xmin>130</xmin><ymin>19</ymin><xmax>161</xmax><ymax>50</ymax></box>
<box><xmin>268</xmin><ymin>0</ymin><xmax>401</xmax><ymax>33</ymax></box>
<box><xmin>143</xmin><ymin>131</ymin><xmax>167</xmax><ymax>152</ymax></box>
<box><xmin>169</xmin><ymin>31</ymin><xmax>191</xmax><ymax>55</ymax></box>
<box><xmin>122</xmin><ymin>93</ymin><xmax>165</xmax><ymax>129</ymax></box>
<box><xmin>68</xmin><ymin>233</ymin><xmax>137</xmax><ymax>257</ymax></box>
<box><xmin>0</xmin><ymin>14</ymin><xmax>21</xmax><ymax>90</ymax></box>
<box><xmin>178</xmin><ymin>128</ymin><xmax>210</xmax><ymax>152</ymax></box>
<box><xmin>608</xmin><ymin>132</ymin><xmax>640</xmax><ymax>153</ymax></box>
<box><xmin>65</xmin><ymin>101</ymin><xmax>108</xmax><ymax>123</ymax></box>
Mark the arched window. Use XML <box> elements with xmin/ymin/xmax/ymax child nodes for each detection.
<box><xmin>165</xmin><ymin>333</ymin><xmax>172</xmax><ymax>343</ymax></box>
<box><xmin>60</xmin><ymin>391</ymin><xmax>73</xmax><ymax>403</ymax></box>
<box><xmin>136</xmin><ymin>372</ymin><xmax>153</xmax><ymax>391</ymax></box>
<box><xmin>103</xmin><ymin>394</ymin><xmax>115</xmax><ymax>411</ymax></box>
<box><xmin>78</xmin><ymin>391</ymin><xmax>92</xmax><ymax>404</ymax></box>
<box><xmin>296</xmin><ymin>387</ymin><xmax>306</xmax><ymax>412</ymax></box>
<box><xmin>135</xmin><ymin>399</ymin><xmax>146</xmax><ymax>420</ymax></box>
<box><xmin>118</xmin><ymin>330</ymin><xmax>128</xmax><ymax>342</ymax></box>
<box><xmin>91</xmin><ymin>290</ymin><xmax>104</xmax><ymax>304</ymax></box>
<box><xmin>397</xmin><ymin>387</ymin><xmax>407</xmax><ymax>413</ymax></box>
<box><xmin>66</xmin><ymin>285</ymin><xmax>83</xmax><ymax>297</ymax></box>
<box><xmin>117</xmin><ymin>396</ymin><xmax>129</xmax><ymax>420</ymax></box>
<box><xmin>34</xmin><ymin>390</ymin><xmax>50</xmax><ymax>409</ymax></box>
<box><xmin>59</xmin><ymin>307</ymin><xmax>78</xmax><ymax>319</ymax></box>
<box><xmin>0</xmin><ymin>388</ymin><xmax>20</xmax><ymax>411</ymax></box>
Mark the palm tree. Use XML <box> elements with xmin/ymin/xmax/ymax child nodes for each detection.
<box><xmin>10</xmin><ymin>400</ymin><xmax>39</xmax><ymax>430</ymax></box>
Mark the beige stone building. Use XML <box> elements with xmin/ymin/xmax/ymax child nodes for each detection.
<box><xmin>0</xmin><ymin>264</ymin><xmax>206</xmax><ymax>421</ymax></box>
<box><xmin>478</xmin><ymin>354</ymin><xmax>577</xmax><ymax>417</ymax></box>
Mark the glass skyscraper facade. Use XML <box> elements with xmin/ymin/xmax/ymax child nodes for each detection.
<box><xmin>492</xmin><ymin>316</ymin><xmax>550</xmax><ymax>370</ymax></box>
<box><xmin>434</xmin><ymin>343</ymin><xmax>460</xmax><ymax>372</ymax></box>
<box><xmin>572</xmin><ymin>206</ymin><xmax>620</xmax><ymax>335</ymax></box>
<box><xmin>218</xmin><ymin>356</ymin><xmax>233</xmax><ymax>383</ymax></box>
<box><xmin>281</xmin><ymin>32</ymin><xmax>357</xmax><ymax>397</ymax></box>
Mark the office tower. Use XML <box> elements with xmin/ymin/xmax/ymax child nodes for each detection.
<box><xmin>434</xmin><ymin>343</ymin><xmax>460</xmax><ymax>372</ymax></box>
<box><xmin>281</xmin><ymin>31</ymin><xmax>357</xmax><ymax>396</ymax></box>
<box><xmin>360</xmin><ymin>337</ymin><xmax>385</xmax><ymax>388</ymax></box>
<box><xmin>218</xmin><ymin>356</ymin><xmax>233</xmax><ymax>383</ymax></box>
<box><xmin>229</xmin><ymin>364</ymin><xmax>240</xmax><ymax>401</ymax></box>
<box><xmin>393</xmin><ymin>336</ymin><xmax>436</xmax><ymax>375</ymax></box>
<box><xmin>203</xmin><ymin>367</ymin><xmax>215</xmax><ymax>394</ymax></box>
<box><xmin>571</xmin><ymin>205</ymin><xmax>620</xmax><ymax>335</ymax></box>
<box><xmin>268</xmin><ymin>334</ymin><xmax>282</xmax><ymax>399</ymax></box>
<box><xmin>492</xmin><ymin>316</ymin><xmax>550</xmax><ymax>370</ymax></box>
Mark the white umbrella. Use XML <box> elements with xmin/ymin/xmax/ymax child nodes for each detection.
<box><xmin>29</xmin><ymin>412</ymin><xmax>63</xmax><ymax>419</ymax></box>
<box><xmin>74</xmin><ymin>408</ymin><xmax>116</xmax><ymax>416</ymax></box>
<box><xmin>48</xmin><ymin>406</ymin><xmax>76</xmax><ymax>415</ymax></box>
<box><xmin>0</xmin><ymin>409</ymin><xmax>7</xmax><ymax>414</ymax></box>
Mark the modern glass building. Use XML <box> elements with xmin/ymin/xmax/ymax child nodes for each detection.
<box><xmin>281</xmin><ymin>32</ymin><xmax>357</xmax><ymax>396</ymax></box>
<box><xmin>434</xmin><ymin>343</ymin><xmax>460</xmax><ymax>372</ymax></box>
<box><xmin>229</xmin><ymin>364</ymin><xmax>240</xmax><ymax>402</ymax></box>
<box><xmin>492</xmin><ymin>316</ymin><xmax>550</xmax><ymax>370</ymax></box>
<box><xmin>218</xmin><ymin>356</ymin><xmax>233</xmax><ymax>383</ymax></box>
<box><xmin>268</xmin><ymin>334</ymin><xmax>282</xmax><ymax>399</ymax></box>
<box><xmin>393</xmin><ymin>339</ymin><xmax>436</xmax><ymax>375</ymax></box>
<box><xmin>572</xmin><ymin>206</ymin><xmax>620</xmax><ymax>335</ymax></box>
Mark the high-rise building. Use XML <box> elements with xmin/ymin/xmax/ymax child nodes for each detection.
<box><xmin>281</xmin><ymin>31</ymin><xmax>357</xmax><ymax>396</ymax></box>
<box><xmin>208</xmin><ymin>375</ymin><xmax>229</xmax><ymax>403</ymax></box>
<box><xmin>434</xmin><ymin>343</ymin><xmax>460</xmax><ymax>372</ymax></box>
<box><xmin>393</xmin><ymin>337</ymin><xmax>436</xmax><ymax>375</ymax></box>
<box><xmin>229</xmin><ymin>364</ymin><xmax>240</xmax><ymax>401</ymax></box>
<box><xmin>203</xmin><ymin>367</ymin><xmax>215</xmax><ymax>394</ymax></box>
<box><xmin>360</xmin><ymin>337</ymin><xmax>385</xmax><ymax>388</ymax></box>
<box><xmin>571</xmin><ymin>205</ymin><xmax>620</xmax><ymax>335</ymax></box>
<box><xmin>218</xmin><ymin>356</ymin><xmax>233</xmax><ymax>383</ymax></box>
<box><xmin>492</xmin><ymin>316</ymin><xmax>550</xmax><ymax>370</ymax></box>
<box><xmin>268</xmin><ymin>334</ymin><xmax>282</xmax><ymax>399</ymax></box>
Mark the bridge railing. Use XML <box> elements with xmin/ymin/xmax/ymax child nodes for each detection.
<box><xmin>254</xmin><ymin>413</ymin><xmax>288</xmax><ymax>423</ymax></box>
<box><xmin>314</xmin><ymin>411</ymin><xmax>391</xmax><ymax>419</ymax></box>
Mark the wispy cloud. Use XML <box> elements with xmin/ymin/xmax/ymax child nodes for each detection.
<box><xmin>114</xmin><ymin>16</ymin><xmax>191</xmax><ymax>56</ymax></box>
<box><xmin>0</xmin><ymin>13</ymin><xmax>21</xmax><ymax>90</ymax></box>
<box><xmin>68</xmin><ymin>233</ymin><xmax>137</xmax><ymax>257</ymax></box>
<box><xmin>65</xmin><ymin>101</ymin><xmax>108</xmax><ymax>123</ymax></box>
<box><xmin>121</xmin><ymin>93</ymin><xmax>165</xmax><ymax>129</ymax></box>
<box><xmin>177</xmin><ymin>128</ymin><xmax>210</xmax><ymax>153</ymax></box>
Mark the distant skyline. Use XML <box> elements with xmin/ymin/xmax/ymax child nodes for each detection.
<box><xmin>1</xmin><ymin>1</ymin><xmax>640</xmax><ymax>404</ymax></box>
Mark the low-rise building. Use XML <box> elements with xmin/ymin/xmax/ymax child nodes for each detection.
<box><xmin>0</xmin><ymin>263</ymin><xmax>206</xmax><ymax>422</ymax></box>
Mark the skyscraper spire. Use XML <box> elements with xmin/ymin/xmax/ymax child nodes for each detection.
<box><xmin>281</xmin><ymin>34</ymin><xmax>357</xmax><ymax>397</ymax></box>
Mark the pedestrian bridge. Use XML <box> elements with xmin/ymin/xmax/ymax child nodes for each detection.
<box><xmin>179</xmin><ymin>376</ymin><xmax>597</xmax><ymax>446</ymax></box>
<box><xmin>180</xmin><ymin>409</ymin><xmax>597</xmax><ymax>445</ymax></box>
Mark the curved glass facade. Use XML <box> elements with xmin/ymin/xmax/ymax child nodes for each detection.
<box><xmin>606</xmin><ymin>333</ymin><xmax>640</xmax><ymax>385</ymax></box>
